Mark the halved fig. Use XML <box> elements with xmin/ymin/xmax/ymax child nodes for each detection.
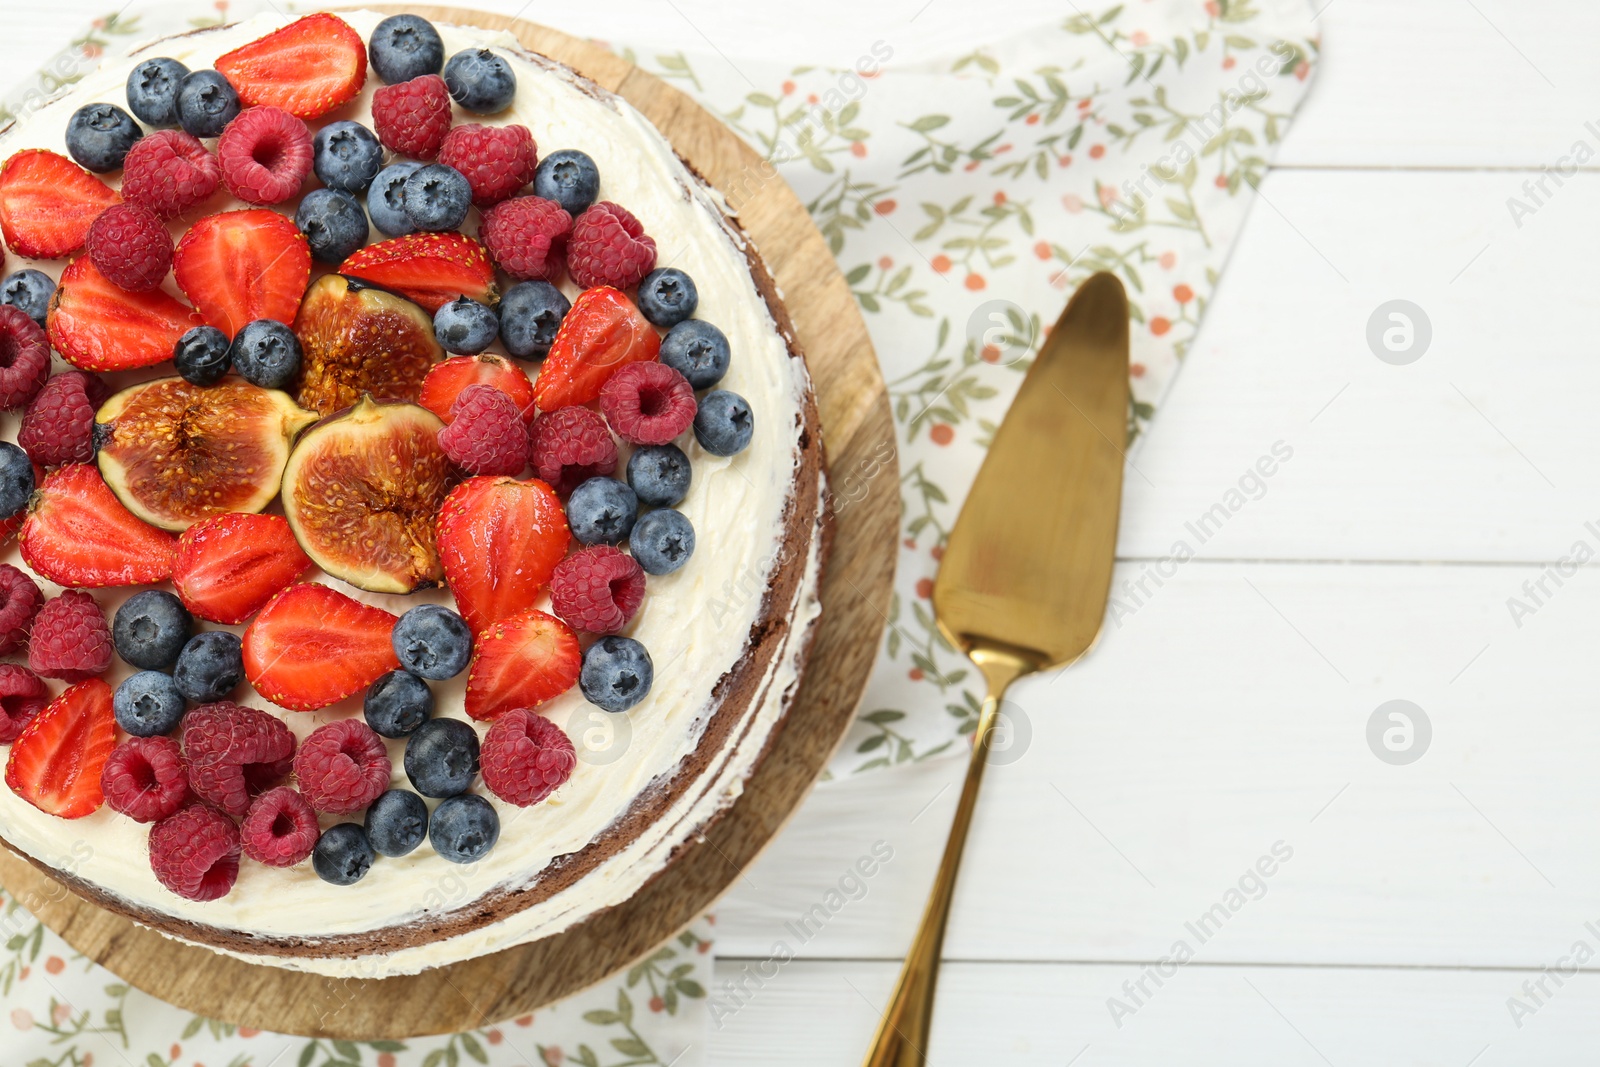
<box><xmin>96</xmin><ymin>377</ymin><xmax>318</xmax><ymax>532</ymax></box>
<box><xmin>293</xmin><ymin>274</ymin><xmax>444</xmax><ymax>417</ymax></box>
<box><xmin>281</xmin><ymin>397</ymin><xmax>454</xmax><ymax>594</ymax></box>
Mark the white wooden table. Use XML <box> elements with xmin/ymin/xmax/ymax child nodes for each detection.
<box><xmin>10</xmin><ymin>1</ymin><xmax>1595</xmax><ymax>1062</ymax></box>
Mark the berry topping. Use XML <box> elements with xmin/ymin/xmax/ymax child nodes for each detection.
<box><xmin>637</xmin><ymin>268</ymin><xmax>700</xmax><ymax>328</ymax></box>
<box><xmin>405</xmin><ymin>163</ymin><xmax>472</xmax><ymax>231</ymax></box>
<box><xmin>174</xmin><ymin>210</ymin><xmax>311</xmax><ymax>336</ymax></box>
<box><xmin>86</xmin><ymin>204</ymin><xmax>173</xmax><ymax>294</ymax></box>
<box><xmin>65</xmin><ymin>103</ymin><xmax>142</xmax><ymax>173</ymax></box>
<box><xmin>20</xmin><ymin>464</ymin><xmax>178</xmax><ymax>588</ymax></box>
<box><xmin>404</xmin><ymin>717</ymin><xmax>480</xmax><ymax>798</ymax></box>
<box><xmin>365</xmin><ymin>669</ymin><xmax>434</xmax><ymax>739</ymax></box>
<box><xmin>296</xmin><ymin>189</ymin><xmax>369</xmax><ymax>264</ymax></box>
<box><xmin>549</xmin><ymin>546</ymin><xmax>645</xmax><ymax>634</ymax></box>
<box><xmin>294</xmin><ymin>719</ymin><xmax>391</xmax><ymax>814</ymax></box>
<box><xmin>657</xmin><ymin>319</ymin><xmax>732</xmax><ymax>389</ymax></box>
<box><xmin>149</xmin><ymin>803</ymin><xmax>241</xmax><ymax>901</ymax></box>
<box><xmin>437</xmin><ymin>123</ymin><xmax>537</xmax><ymax>208</ymax></box>
<box><xmin>242</xmin><ymin>582</ymin><xmax>401</xmax><ymax>711</ymax></box>
<box><xmin>436</xmin><ymin>476</ymin><xmax>571</xmax><ymax>634</ymax></box>
<box><xmin>695</xmin><ymin>389</ymin><xmax>755</xmax><ymax>457</ymax></box>
<box><xmin>20</xmin><ymin>371</ymin><xmax>109</xmax><ymax>469</ymax></box>
<box><xmin>48</xmin><ymin>256</ymin><xmax>205</xmax><ymax>372</ymax></box>
<box><xmin>372</xmin><ymin>75</ymin><xmax>453</xmax><ymax>161</ymax></box>
<box><xmin>112</xmin><ymin>670</ymin><xmax>186</xmax><ymax>738</ymax></box>
<box><xmin>0</xmin><ymin>444</ymin><xmax>32</xmax><ymax>523</ymax></box>
<box><xmin>101</xmin><ymin>735</ymin><xmax>190</xmax><ymax>822</ymax></box>
<box><xmin>392</xmin><ymin>605</ymin><xmax>473</xmax><ymax>681</ymax></box>
<box><xmin>181</xmin><ymin>700</ymin><xmax>295</xmax><ymax>817</ymax></box>
<box><xmin>581</xmin><ymin>636</ymin><xmax>654</xmax><ymax>713</ymax></box>
<box><xmin>365</xmin><ymin>788</ymin><xmax>430</xmax><ymax>856</ymax></box>
<box><xmin>4</xmin><ymin>678</ymin><xmax>116</xmax><ymax>818</ymax></box>
<box><xmin>340</xmin><ymin>232</ymin><xmax>497</xmax><ymax>313</ymax></box>
<box><xmin>0</xmin><ymin>565</ymin><xmax>41</xmax><ymax>658</ymax></box>
<box><xmin>119</xmin><ymin>130</ymin><xmax>222</xmax><ymax>220</ymax></box>
<box><xmin>0</xmin><ymin>150</ymin><xmax>120</xmax><ymax>260</ymax></box>
<box><xmin>433</xmin><ymin>298</ymin><xmax>501</xmax><ymax>356</ymax></box>
<box><xmin>217</xmin><ymin>106</ymin><xmax>313</xmax><ymax>206</ymax></box>
<box><xmin>497</xmin><ymin>280</ymin><xmax>570</xmax><ymax>360</ymax></box>
<box><xmin>370</xmin><ymin>15</ymin><xmax>446</xmax><ymax>85</ymax></box>
<box><xmin>481</xmin><ymin>708</ymin><xmax>576</xmax><ymax>806</ymax></box>
<box><xmin>2</xmin><ymin>269</ymin><xmax>56</xmax><ymax>327</ymax></box>
<box><xmin>240</xmin><ymin>786</ymin><xmax>320</xmax><ymax>867</ymax></box>
<box><xmin>532</xmin><ymin>149</ymin><xmax>600</xmax><ymax>216</ymax></box>
<box><xmin>126</xmin><ymin>57</ymin><xmax>190</xmax><ymax>128</ymax></box>
<box><xmin>568</xmin><ymin>202</ymin><xmax>657</xmax><ymax>290</ymax></box>
<box><xmin>631</xmin><ymin>509</ymin><xmax>696</xmax><ymax>575</ymax></box>
<box><xmin>313</xmin><ymin>822</ymin><xmax>375</xmax><ymax>885</ymax></box>
<box><xmin>215</xmin><ymin>13</ymin><xmax>369</xmax><ymax>120</ymax></box>
<box><xmin>465</xmin><ymin>607</ymin><xmax>582</xmax><ymax>721</ymax></box>
<box><xmin>173</xmin><ymin>631</ymin><xmax>246</xmax><ymax>704</ymax></box>
<box><xmin>0</xmin><ymin>664</ymin><xmax>48</xmax><ymax>744</ymax></box>
<box><xmin>28</xmin><ymin>590</ymin><xmax>112</xmax><ymax>682</ymax></box>
<box><xmin>480</xmin><ymin>195</ymin><xmax>571</xmax><ymax>282</ymax></box>
<box><xmin>0</xmin><ymin>305</ymin><xmax>52</xmax><ymax>410</ymax></box>
<box><xmin>443</xmin><ymin>49</ymin><xmax>517</xmax><ymax>115</ymax></box>
<box><xmin>228</xmin><ymin>319</ymin><xmax>303</xmax><ymax>389</ymax></box>
<box><xmin>535</xmin><ymin>287</ymin><xmax>661</xmax><ymax>410</ymax></box>
<box><xmin>112</xmin><ymin>590</ymin><xmax>193</xmax><ymax>671</ymax></box>
<box><xmin>626</xmin><ymin>444</ymin><xmax>692</xmax><ymax>507</ymax></box>
<box><xmin>176</xmin><ymin>71</ymin><xmax>241</xmax><ymax>139</ymax></box>
<box><xmin>367</xmin><ymin>161</ymin><xmax>422</xmax><ymax>237</ymax></box>
<box><xmin>314</xmin><ymin>120</ymin><xmax>384</xmax><ymax>194</ymax></box>
<box><xmin>566</xmin><ymin>476</ymin><xmax>639</xmax><ymax>546</ymax></box>
<box><xmin>420</xmin><ymin>353</ymin><xmax>535</xmax><ymax>423</ymax></box>
<box><xmin>528</xmin><ymin>406</ymin><xmax>619</xmax><ymax>496</ymax></box>
<box><xmin>431</xmin><ymin>792</ymin><xmax>500</xmax><ymax>863</ymax></box>
<box><xmin>172</xmin><ymin>512</ymin><xmax>310</xmax><ymax>625</ymax></box>
<box><xmin>600</xmin><ymin>361</ymin><xmax>697</xmax><ymax>446</ymax></box>
<box><xmin>173</xmin><ymin>325</ymin><xmax>231</xmax><ymax>386</ymax></box>
<box><xmin>439</xmin><ymin>383</ymin><xmax>529</xmax><ymax>476</ymax></box>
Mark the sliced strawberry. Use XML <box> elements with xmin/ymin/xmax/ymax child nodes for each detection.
<box><xmin>534</xmin><ymin>287</ymin><xmax>661</xmax><ymax>410</ymax></box>
<box><xmin>174</xmin><ymin>210</ymin><xmax>311</xmax><ymax>337</ymax></box>
<box><xmin>47</xmin><ymin>257</ymin><xmax>204</xmax><ymax>372</ymax></box>
<box><xmin>21</xmin><ymin>464</ymin><xmax>177</xmax><ymax>588</ymax></box>
<box><xmin>173</xmin><ymin>513</ymin><xmax>312</xmax><ymax>625</ymax></box>
<box><xmin>242</xmin><ymin>582</ymin><xmax>400</xmax><ymax>711</ymax></box>
<box><xmin>339</xmin><ymin>233</ymin><xmax>497</xmax><ymax>313</ymax></box>
<box><xmin>5</xmin><ymin>679</ymin><xmax>115</xmax><ymax>819</ymax></box>
<box><xmin>465</xmin><ymin>607</ymin><xmax>581</xmax><ymax>721</ymax></box>
<box><xmin>0</xmin><ymin>150</ymin><xmax>120</xmax><ymax>260</ymax></box>
<box><xmin>437</xmin><ymin>477</ymin><xmax>571</xmax><ymax>635</ymax></box>
<box><xmin>420</xmin><ymin>355</ymin><xmax>537</xmax><ymax>425</ymax></box>
<box><xmin>214</xmin><ymin>13</ymin><xmax>367</xmax><ymax>120</ymax></box>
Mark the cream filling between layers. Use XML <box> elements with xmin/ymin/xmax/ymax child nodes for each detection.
<box><xmin>0</xmin><ymin>10</ymin><xmax>821</xmax><ymax>977</ymax></box>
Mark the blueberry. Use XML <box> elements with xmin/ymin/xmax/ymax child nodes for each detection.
<box><xmin>125</xmin><ymin>57</ymin><xmax>190</xmax><ymax>127</ymax></box>
<box><xmin>1</xmin><ymin>270</ymin><xmax>55</xmax><ymax>328</ymax></box>
<box><xmin>172</xmin><ymin>631</ymin><xmax>244</xmax><ymax>703</ymax></box>
<box><xmin>173</xmin><ymin>325</ymin><xmax>232</xmax><ymax>386</ymax></box>
<box><xmin>364</xmin><ymin>669</ymin><xmax>434</xmax><ymax>738</ymax></box>
<box><xmin>65</xmin><ymin>103</ymin><xmax>142</xmax><ymax>173</ymax></box>
<box><xmin>694</xmin><ymin>390</ymin><xmax>753</xmax><ymax>457</ymax></box>
<box><xmin>660</xmin><ymin>320</ymin><xmax>731</xmax><ymax>389</ymax></box>
<box><xmin>626</xmin><ymin>445</ymin><xmax>692</xmax><ymax>508</ymax></box>
<box><xmin>229</xmin><ymin>320</ymin><xmax>302</xmax><ymax>389</ymax></box>
<box><xmin>113</xmin><ymin>671</ymin><xmax>186</xmax><ymax>737</ymax></box>
<box><xmin>112</xmin><ymin>590</ymin><xmax>193</xmax><ymax>671</ymax></box>
<box><xmin>443</xmin><ymin>49</ymin><xmax>516</xmax><ymax>114</ymax></box>
<box><xmin>369</xmin><ymin>14</ymin><xmax>445</xmax><ymax>84</ymax></box>
<box><xmin>313</xmin><ymin>121</ymin><xmax>384</xmax><ymax>193</ymax></box>
<box><xmin>567</xmin><ymin>477</ymin><xmax>638</xmax><ymax>546</ymax></box>
<box><xmin>532</xmin><ymin>149</ymin><xmax>599</xmax><ymax>216</ymax></box>
<box><xmin>429</xmin><ymin>793</ymin><xmax>499</xmax><ymax>863</ymax></box>
<box><xmin>313</xmin><ymin>823</ymin><xmax>376</xmax><ymax>885</ymax></box>
<box><xmin>367</xmin><ymin>161</ymin><xmax>422</xmax><ymax>238</ymax></box>
<box><xmin>404</xmin><ymin>717</ymin><xmax>481</xmax><ymax>798</ymax></box>
<box><xmin>580</xmin><ymin>636</ymin><xmax>653</xmax><ymax>713</ymax></box>
<box><xmin>365</xmin><ymin>789</ymin><xmax>430</xmax><ymax>857</ymax></box>
<box><xmin>403</xmin><ymin>163</ymin><xmax>471</xmax><ymax>231</ymax></box>
<box><xmin>630</xmin><ymin>510</ymin><xmax>695</xmax><ymax>575</ymax></box>
<box><xmin>391</xmin><ymin>604</ymin><xmax>473</xmax><ymax>680</ymax></box>
<box><xmin>295</xmin><ymin>188</ymin><xmax>369</xmax><ymax>264</ymax></box>
<box><xmin>176</xmin><ymin>70</ymin><xmax>240</xmax><ymax>138</ymax></box>
<box><xmin>0</xmin><ymin>443</ymin><xmax>34</xmax><ymax>522</ymax></box>
<box><xmin>433</xmin><ymin>297</ymin><xmax>500</xmax><ymax>356</ymax></box>
<box><xmin>498</xmin><ymin>281</ymin><xmax>570</xmax><ymax>360</ymax></box>
<box><xmin>637</xmin><ymin>268</ymin><xmax>698</xmax><ymax>328</ymax></box>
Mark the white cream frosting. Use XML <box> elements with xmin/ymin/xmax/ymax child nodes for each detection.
<box><xmin>0</xmin><ymin>10</ymin><xmax>824</xmax><ymax>977</ymax></box>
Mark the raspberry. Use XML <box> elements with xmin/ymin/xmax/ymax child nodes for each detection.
<box><xmin>101</xmin><ymin>736</ymin><xmax>191</xmax><ymax>823</ymax></box>
<box><xmin>181</xmin><ymin>701</ymin><xmax>296</xmax><ymax>818</ymax></box>
<box><xmin>568</xmin><ymin>202</ymin><xmax>657</xmax><ymax>289</ymax></box>
<box><xmin>86</xmin><ymin>204</ymin><xmax>173</xmax><ymax>293</ymax></box>
<box><xmin>240</xmin><ymin>786</ymin><xmax>320</xmax><ymax>867</ymax></box>
<box><xmin>528</xmin><ymin>406</ymin><xmax>618</xmax><ymax>495</ymax></box>
<box><xmin>149</xmin><ymin>804</ymin><xmax>241</xmax><ymax>902</ymax></box>
<box><xmin>0</xmin><ymin>663</ymin><xmax>48</xmax><ymax>744</ymax></box>
<box><xmin>549</xmin><ymin>545</ymin><xmax>645</xmax><ymax>634</ymax></box>
<box><xmin>437</xmin><ymin>123</ymin><xmax>537</xmax><ymax>208</ymax></box>
<box><xmin>481</xmin><ymin>708</ymin><xmax>576</xmax><ymax>806</ymax></box>
<box><xmin>480</xmin><ymin>196</ymin><xmax>572</xmax><ymax>282</ymax></box>
<box><xmin>121</xmin><ymin>130</ymin><xmax>222</xmax><ymax>219</ymax></box>
<box><xmin>217</xmin><ymin>106</ymin><xmax>314</xmax><ymax>206</ymax></box>
<box><xmin>599</xmin><ymin>362</ymin><xmax>697</xmax><ymax>446</ymax></box>
<box><xmin>439</xmin><ymin>384</ymin><xmax>529</xmax><ymax>476</ymax></box>
<box><xmin>293</xmin><ymin>719</ymin><xmax>391</xmax><ymax>814</ymax></box>
<box><xmin>27</xmin><ymin>590</ymin><xmax>112</xmax><ymax>682</ymax></box>
<box><xmin>18</xmin><ymin>371</ymin><xmax>110</xmax><ymax>469</ymax></box>
<box><xmin>0</xmin><ymin>564</ymin><xmax>43</xmax><ymax>657</ymax></box>
<box><xmin>372</xmin><ymin>74</ymin><xmax>453</xmax><ymax>160</ymax></box>
<box><xmin>0</xmin><ymin>306</ymin><xmax>51</xmax><ymax>411</ymax></box>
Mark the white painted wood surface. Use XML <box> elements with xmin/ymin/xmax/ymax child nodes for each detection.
<box><xmin>10</xmin><ymin>0</ymin><xmax>1600</xmax><ymax>1062</ymax></box>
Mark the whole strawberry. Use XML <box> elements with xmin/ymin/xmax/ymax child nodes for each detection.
<box><xmin>86</xmin><ymin>204</ymin><xmax>174</xmax><ymax>293</ymax></box>
<box><xmin>19</xmin><ymin>371</ymin><xmax>111</xmax><ymax>468</ymax></box>
<box><xmin>480</xmin><ymin>195</ymin><xmax>571</xmax><ymax>281</ymax></box>
<box><xmin>437</xmin><ymin>123</ymin><xmax>537</xmax><ymax>208</ymax></box>
<box><xmin>28</xmin><ymin>589</ymin><xmax>113</xmax><ymax>682</ymax></box>
<box><xmin>439</xmin><ymin>384</ymin><xmax>528</xmax><ymax>476</ymax></box>
<box><xmin>568</xmin><ymin>201</ymin><xmax>657</xmax><ymax>289</ymax></box>
<box><xmin>372</xmin><ymin>74</ymin><xmax>453</xmax><ymax>160</ymax></box>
